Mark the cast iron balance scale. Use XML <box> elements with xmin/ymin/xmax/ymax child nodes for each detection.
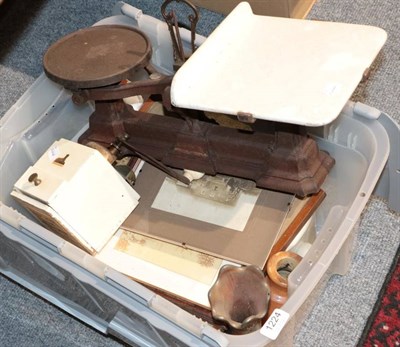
<box><xmin>42</xmin><ymin>0</ymin><xmax>335</xmax><ymax>198</ymax></box>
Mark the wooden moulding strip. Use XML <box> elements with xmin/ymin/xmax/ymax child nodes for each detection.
<box><xmin>289</xmin><ymin>0</ymin><xmax>317</xmax><ymax>19</ymax></box>
<box><xmin>268</xmin><ymin>189</ymin><xmax>326</xmax><ymax>260</ymax></box>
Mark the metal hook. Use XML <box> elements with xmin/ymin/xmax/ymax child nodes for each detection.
<box><xmin>161</xmin><ymin>0</ymin><xmax>199</xmax><ymax>68</ymax></box>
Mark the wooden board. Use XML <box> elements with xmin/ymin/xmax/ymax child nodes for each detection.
<box><xmin>269</xmin><ymin>189</ymin><xmax>326</xmax><ymax>257</ymax></box>
<box><xmin>122</xmin><ymin>163</ymin><xmax>294</xmax><ymax>267</ymax></box>
<box><xmin>191</xmin><ymin>0</ymin><xmax>315</xmax><ymax>18</ymax></box>
<box><xmin>99</xmin><ymin>189</ymin><xmax>325</xmax><ymax>324</ymax></box>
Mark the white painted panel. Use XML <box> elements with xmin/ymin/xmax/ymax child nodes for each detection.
<box><xmin>12</xmin><ymin>139</ymin><xmax>140</xmax><ymax>252</ymax></box>
<box><xmin>171</xmin><ymin>2</ymin><xmax>387</xmax><ymax>126</ymax></box>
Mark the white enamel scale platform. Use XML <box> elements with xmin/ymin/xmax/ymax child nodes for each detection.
<box><xmin>171</xmin><ymin>2</ymin><xmax>387</xmax><ymax>126</ymax></box>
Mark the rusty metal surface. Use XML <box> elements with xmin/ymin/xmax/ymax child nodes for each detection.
<box><xmin>42</xmin><ymin>23</ymin><xmax>334</xmax><ymax>197</ymax></box>
<box><xmin>43</xmin><ymin>25</ymin><xmax>152</xmax><ymax>89</ymax></box>
<box><xmin>161</xmin><ymin>0</ymin><xmax>199</xmax><ymax>69</ymax></box>
<box><xmin>79</xmin><ymin>101</ymin><xmax>335</xmax><ymax>197</ymax></box>
<box><xmin>72</xmin><ymin>74</ymin><xmax>173</xmax><ymax>103</ymax></box>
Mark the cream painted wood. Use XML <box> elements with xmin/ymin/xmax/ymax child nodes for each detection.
<box><xmin>171</xmin><ymin>2</ymin><xmax>387</xmax><ymax>126</ymax></box>
<box><xmin>97</xmin><ymin>229</ymin><xmax>237</xmax><ymax>307</ymax></box>
<box><xmin>12</xmin><ymin>139</ymin><xmax>140</xmax><ymax>253</ymax></box>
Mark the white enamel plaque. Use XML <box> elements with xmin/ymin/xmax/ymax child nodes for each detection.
<box><xmin>171</xmin><ymin>2</ymin><xmax>387</xmax><ymax>126</ymax></box>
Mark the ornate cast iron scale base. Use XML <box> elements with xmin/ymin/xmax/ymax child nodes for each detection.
<box><xmin>43</xmin><ymin>24</ymin><xmax>334</xmax><ymax>197</ymax></box>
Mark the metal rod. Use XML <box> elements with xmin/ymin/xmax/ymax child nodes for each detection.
<box><xmin>117</xmin><ymin>137</ymin><xmax>191</xmax><ymax>185</ymax></box>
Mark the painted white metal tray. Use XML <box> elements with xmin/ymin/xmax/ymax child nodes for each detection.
<box><xmin>171</xmin><ymin>2</ymin><xmax>387</xmax><ymax>126</ymax></box>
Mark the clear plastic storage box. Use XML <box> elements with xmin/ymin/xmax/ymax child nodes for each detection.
<box><xmin>1</xmin><ymin>3</ymin><xmax>399</xmax><ymax>346</ymax></box>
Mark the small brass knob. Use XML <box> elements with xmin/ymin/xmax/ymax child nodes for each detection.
<box><xmin>28</xmin><ymin>173</ymin><xmax>42</xmax><ymax>186</ymax></box>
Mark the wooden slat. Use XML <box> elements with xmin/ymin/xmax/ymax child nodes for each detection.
<box><xmin>268</xmin><ymin>189</ymin><xmax>326</xmax><ymax>258</ymax></box>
